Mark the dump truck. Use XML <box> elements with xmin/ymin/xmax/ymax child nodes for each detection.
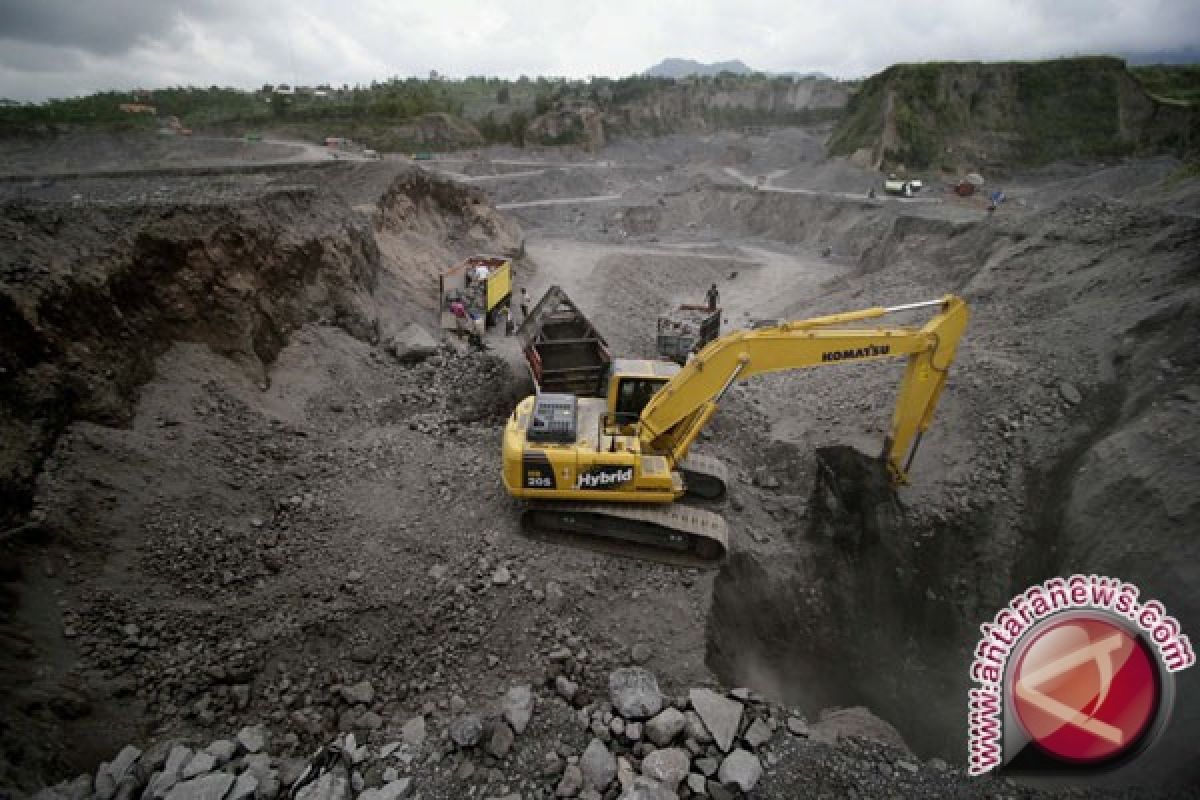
<box><xmin>656</xmin><ymin>305</ymin><xmax>722</xmax><ymax>364</ymax></box>
<box><xmin>439</xmin><ymin>255</ymin><xmax>512</xmax><ymax>334</ymax></box>
<box><xmin>883</xmin><ymin>176</ymin><xmax>919</xmax><ymax>197</ymax></box>
<box><xmin>518</xmin><ymin>286</ymin><xmax>612</xmax><ymax>396</ymax></box>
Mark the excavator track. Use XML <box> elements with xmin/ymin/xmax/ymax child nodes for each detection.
<box><xmin>521</xmin><ymin>501</ymin><xmax>728</xmax><ymax>569</ymax></box>
<box><xmin>678</xmin><ymin>452</ymin><xmax>729</xmax><ymax>500</ymax></box>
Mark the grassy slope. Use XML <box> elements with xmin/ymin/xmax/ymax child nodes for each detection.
<box><xmin>829</xmin><ymin>57</ymin><xmax>1195</xmax><ymax>169</ymax></box>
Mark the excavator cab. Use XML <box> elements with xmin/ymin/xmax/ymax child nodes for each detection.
<box><xmin>603</xmin><ymin>358</ymin><xmax>678</xmax><ymax>436</ymax></box>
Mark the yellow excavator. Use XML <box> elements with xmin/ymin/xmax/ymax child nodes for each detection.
<box><xmin>501</xmin><ymin>295</ymin><xmax>969</xmax><ymax>567</ymax></box>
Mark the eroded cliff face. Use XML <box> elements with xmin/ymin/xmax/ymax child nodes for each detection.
<box><xmin>0</xmin><ymin>166</ymin><xmax>522</xmax><ymax>532</ymax></box>
<box><xmin>828</xmin><ymin>57</ymin><xmax>1199</xmax><ymax>171</ymax></box>
<box><xmin>526</xmin><ymin>78</ymin><xmax>852</xmax><ymax>147</ymax></box>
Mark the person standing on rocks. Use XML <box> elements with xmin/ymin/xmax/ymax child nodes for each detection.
<box><xmin>519</xmin><ymin>287</ymin><xmax>531</xmax><ymax>324</ymax></box>
<box><xmin>450</xmin><ymin>299</ymin><xmax>469</xmax><ymax>335</ymax></box>
<box><xmin>706</xmin><ymin>283</ymin><xmax>719</xmax><ymax>312</ymax></box>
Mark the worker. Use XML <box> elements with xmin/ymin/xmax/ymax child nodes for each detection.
<box><xmin>519</xmin><ymin>288</ymin><xmax>531</xmax><ymax>323</ymax></box>
<box><xmin>504</xmin><ymin>306</ymin><xmax>515</xmax><ymax>336</ymax></box>
<box><xmin>706</xmin><ymin>283</ymin><xmax>719</xmax><ymax>312</ymax></box>
<box><xmin>450</xmin><ymin>299</ymin><xmax>469</xmax><ymax>334</ymax></box>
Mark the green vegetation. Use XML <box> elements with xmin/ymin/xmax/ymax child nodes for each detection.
<box><xmin>828</xmin><ymin>57</ymin><xmax>1179</xmax><ymax>169</ymax></box>
<box><xmin>1131</xmin><ymin>65</ymin><xmax>1200</xmax><ymax>106</ymax></box>
<box><xmin>1013</xmin><ymin>58</ymin><xmax>1132</xmax><ymax>163</ymax></box>
<box><xmin>0</xmin><ymin>71</ymin><xmax>850</xmax><ymax>149</ymax></box>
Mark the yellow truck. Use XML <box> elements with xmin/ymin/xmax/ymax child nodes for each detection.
<box><xmin>438</xmin><ymin>255</ymin><xmax>513</xmax><ymax>333</ymax></box>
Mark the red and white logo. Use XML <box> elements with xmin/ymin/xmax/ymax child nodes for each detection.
<box><xmin>968</xmin><ymin>575</ymin><xmax>1193</xmax><ymax>776</ymax></box>
<box><xmin>1010</xmin><ymin>614</ymin><xmax>1159</xmax><ymax>766</ymax></box>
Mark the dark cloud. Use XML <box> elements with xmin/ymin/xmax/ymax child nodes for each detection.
<box><xmin>0</xmin><ymin>0</ymin><xmax>231</xmax><ymax>56</ymax></box>
<box><xmin>0</xmin><ymin>0</ymin><xmax>1196</xmax><ymax>103</ymax></box>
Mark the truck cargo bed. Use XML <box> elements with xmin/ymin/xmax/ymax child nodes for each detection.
<box><xmin>518</xmin><ymin>286</ymin><xmax>611</xmax><ymax>396</ymax></box>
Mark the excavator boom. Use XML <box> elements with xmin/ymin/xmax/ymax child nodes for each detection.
<box><xmin>638</xmin><ymin>295</ymin><xmax>969</xmax><ymax>482</ymax></box>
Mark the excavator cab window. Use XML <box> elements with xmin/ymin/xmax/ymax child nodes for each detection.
<box><xmin>613</xmin><ymin>377</ymin><xmax>668</xmax><ymax>423</ymax></box>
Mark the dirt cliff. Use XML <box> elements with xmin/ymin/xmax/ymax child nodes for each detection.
<box><xmin>526</xmin><ymin>78</ymin><xmax>850</xmax><ymax>149</ymax></box>
<box><xmin>828</xmin><ymin>57</ymin><xmax>1199</xmax><ymax>172</ymax></box>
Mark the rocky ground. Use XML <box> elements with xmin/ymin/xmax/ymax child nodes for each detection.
<box><xmin>2</xmin><ymin>127</ymin><xmax>1200</xmax><ymax>799</ymax></box>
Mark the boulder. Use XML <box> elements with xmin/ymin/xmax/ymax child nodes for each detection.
<box><xmin>449</xmin><ymin>714</ymin><xmax>484</xmax><ymax>748</ymax></box>
<box><xmin>579</xmin><ymin>738</ymin><xmax>616</xmax><ymax>792</ymax></box>
<box><xmin>640</xmin><ymin>748</ymin><xmax>689</xmax><ymax>790</ymax></box>
<box><xmin>503</xmin><ymin>685</ymin><xmax>535</xmax><ymax>734</ymax></box>
<box><xmin>387</xmin><ymin>324</ymin><xmax>439</xmax><ymax>364</ymax></box>
<box><xmin>688</xmin><ymin>689</ymin><xmax>742</xmax><ymax>753</ymax></box>
<box><xmin>616</xmin><ymin>777</ymin><xmax>676</xmax><ymax>800</ymax></box>
<box><xmin>293</xmin><ymin>768</ymin><xmax>348</xmax><ymax>800</ymax></box>
<box><xmin>181</xmin><ymin>753</ymin><xmax>215</xmax><ymax>780</ymax></box>
<box><xmin>486</xmin><ymin>721</ymin><xmax>515</xmax><ymax>758</ymax></box>
<box><xmin>164</xmin><ymin>774</ymin><xmax>235</xmax><ymax>800</ymax></box>
<box><xmin>204</xmin><ymin>741</ymin><xmax>238</xmax><ymax>767</ymax></box>
<box><xmin>401</xmin><ymin>716</ymin><xmax>426</xmax><ymax>748</ymax></box>
<box><xmin>556</xmin><ymin>764</ymin><xmax>583</xmax><ymax>797</ymax></box>
<box><xmin>683</xmin><ymin>711</ymin><xmax>712</xmax><ymax>744</ymax></box>
<box><xmin>339</xmin><ymin>681</ymin><xmax>375</xmax><ymax>706</ymax></box>
<box><xmin>608</xmin><ymin>668</ymin><xmax>664</xmax><ymax>720</ymax></box>
<box><xmin>236</xmin><ymin>725</ymin><xmax>267</xmax><ymax>754</ymax></box>
<box><xmin>644</xmin><ymin>708</ymin><xmax>686</xmax><ymax>746</ymax></box>
<box><xmin>226</xmin><ymin>773</ymin><xmax>258</xmax><ymax>800</ymax></box>
<box><xmin>743</xmin><ymin>718</ymin><xmax>771</xmax><ymax>749</ymax></box>
<box><xmin>717</xmin><ymin>749</ymin><xmax>762</xmax><ymax>792</ymax></box>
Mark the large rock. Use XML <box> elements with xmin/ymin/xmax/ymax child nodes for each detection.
<box><xmin>107</xmin><ymin>746</ymin><xmax>142</xmax><ymax>784</ymax></box>
<box><xmin>688</xmin><ymin>689</ymin><xmax>742</xmax><ymax>752</ymax></box>
<box><xmin>226</xmin><ymin>773</ymin><xmax>258</xmax><ymax>800</ymax></box>
<box><xmin>608</xmin><ymin>668</ymin><xmax>664</xmax><ymax>720</ymax></box>
<box><xmin>339</xmin><ymin>681</ymin><xmax>375</xmax><ymax>706</ymax></box>
<box><xmin>164</xmin><ymin>773</ymin><xmax>235</xmax><ymax>800</ymax></box>
<box><xmin>204</xmin><ymin>741</ymin><xmax>237</xmax><ymax>767</ymax></box>
<box><xmin>640</xmin><ymin>748</ymin><xmax>689</xmax><ymax>790</ymax></box>
<box><xmin>644</xmin><ymin>708</ymin><xmax>686</xmax><ymax>746</ymax></box>
<box><xmin>181</xmin><ymin>752</ymin><xmax>215</xmax><ymax>780</ymax></box>
<box><xmin>387</xmin><ymin>324</ymin><xmax>439</xmax><ymax>364</ymax></box>
<box><xmin>743</xmin><ymin>718</ymin><xmax>771</xmax><ymax>749</ymax></box>
<box><xmin>147</xmin><ymin>746</ymin><xmax>193</xmax><ymax>798</ymax></box>
<box><xmin>449</xmin><ymin>714</ymin><xmax>484</xmax><ymax>748</ymax></box>
<box><xmin>401</xmin><ymin>716</ymin><xmax>426</xmax><ymax>748</ymax></box>
<box><xmin>236</xmin><ymin>725</ymin><xmax>267</xmax><ymax>754</ymax></box>
<box><xmin>579</xmin><ymin>738</ymin><xmax>616</xmax><ymax>792</ymax></box>
<box><xmin>616</xmin><ymin>777</ymin><xmax>676</xmax><ymax>800</ymax></box>
<box><xmin>503</xmin><ymin>685</ymin><xmax>535</xmax><ymax>734</ymax></box>
<box><xmin>555</xmin><ymin>764</ymin><xmax>583</xmax><ymax>797</ymax></box>
<box><xmin>717</xmin><ymin>749</ymin><xmax>762</xmax><ymax>792</ymax></box>
<box><xmin>486</xmin><ymin>721</ymin><xmax>515</xmax><ymax>758</ymax></box>
<box><xmin>293</xmin><ymin>768</ymin><xmax>349</xmax><ymax>800</ymax></box>
<box><xmin>683</xmin><ymin>711</ymin><xmax>712</xmax><ymax>744</ymax></box>
<box><xmin>358</xmin><ymin>779</ymin><xmax>411</xmax><ymax>800</ymax></box>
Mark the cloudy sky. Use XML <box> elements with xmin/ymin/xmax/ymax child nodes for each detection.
<box><xmin>1</xmin><ymin>0</ymin><xmax>1198</xmax><ymax>102</ymax></box>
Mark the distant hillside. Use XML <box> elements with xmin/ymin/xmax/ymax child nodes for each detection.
<box><xmin>828</xmin><ymin>56</ymin><xmax>1199</xmax><ymax>171</ymax></box>
<box><xmin>644</xmin><ymin>58</ymin><xmax>830</xmax><ymax>81</ymax></box>
<box><xmin>1120</xmin><ymin>46</ymin><xmax>1200</xmax><ymax>66</ymax></box>
<box><xmin>645</xmin><ymin>59</ymin><xmax>755</xmax><ymax>78</ymax></box>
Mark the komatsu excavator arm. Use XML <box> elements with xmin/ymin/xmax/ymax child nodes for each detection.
<box><xmin>636</xmin><ymin>295</ymin><xmax>969</xmax><ymax>483</ymax></box>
